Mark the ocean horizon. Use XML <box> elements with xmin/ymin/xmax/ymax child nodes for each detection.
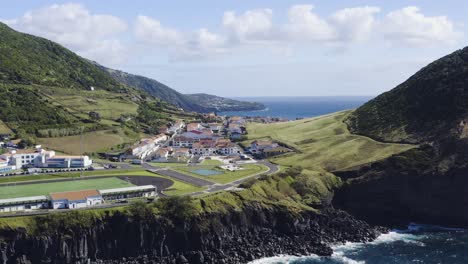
<box><xmin>218</xmin><ymin>96</ymin><xmax>374</xmax><ymax>120</ymax></box>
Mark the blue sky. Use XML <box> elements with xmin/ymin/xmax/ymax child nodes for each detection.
<box><xmin>1</xmin><ymin>1</ymin><xmax>467</xmax><ymax>96</ymax></box>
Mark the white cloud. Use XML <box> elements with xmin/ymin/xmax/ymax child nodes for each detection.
<box><xmin>283</xmin><ymin>5</ymin><xmax>336</xmax><ymax>41</ymax></box>
<box><xmin>383</xmin><ymin>6</ymin><xmax>462</xmax><ymax>46</ymax></box>
<box><xmin>135</xmin><ymin>15</ymin><xmax>183</xmax><ymax>46</ymax></box>
<box><xmin>5</xmin><ymin>3</ymin><xmax>128</xmax><ymax>65</ymax></box>
<box><xmin>330</xmin><ymin>6</ymin><xmax>381</xmax><ymax>42</ymax></box>
<box><xmin>135</xmin><ymin>15</ymin><xmax>226</xmax><ymax>60</ymax></box>
<box><xmin>222</xmin><ymin>9</ymin><xmax>274</xmax><ymax>43</ymax></box>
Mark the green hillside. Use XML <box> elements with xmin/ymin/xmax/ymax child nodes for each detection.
<box><xmin>0</xmin><ymin>22</ymin><xmax>122</xmax><ymax>91</ymax></box>
<box><xmin>0</xmin><ymin>22</ymin><xmax>197</xmax><ymax>154</ymax></box>
<box><xmin>244</xmin><ymin>111</ymin><xmax>415</xmax><ymax>171</ymax></box>
<box><xmin>346</xmin><ymin>46</ymin><xmax>468</xmax><ymax>144</ymax></box>
<box><xmin>102</xmin><ymin>66</ymin><xmax>265</xmax><ymax>113</ymax></box>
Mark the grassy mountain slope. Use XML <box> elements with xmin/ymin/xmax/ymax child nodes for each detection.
<box><xmin>102</xmin><ymin>67</ymin><xmax>265</xmax><ymax>113</ymax></box>
<box><xmin>335</xmin><ymin>46</ymin><xmax>468</xmax><ymax>226</ymax></box>
<box><xmin>244</xmin><ymin>111</ymin><xmax>415</xmax><ymax>171</ymax></box>
<box><xmin>346</xmin><ymin>47</ymin><xmax>468</xmax><ymax>143</ymax></box>
<box><xmin>104</xmin><ymin>68</ymin><xmax>206</xmax><ymax>112</ymax></box>
<box><xmin>0</xmin><ymin>22</ymin><xmax>122</xmax><ymax>91</ymax></box>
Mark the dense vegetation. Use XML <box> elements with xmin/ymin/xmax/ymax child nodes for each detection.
<box><xmin>0</xmin><ymin>22</ymin><xmax>122</xmax><ymax>91</ymax></box>
<box><xmin>346</xmin><ymin>46</ymin><xmax>468</xmax><ymax>144</ymax></box>
<box><xmin>0</xmin><ymin>84</ymin><xmax>77</xmax><ymax>133</ymax></box>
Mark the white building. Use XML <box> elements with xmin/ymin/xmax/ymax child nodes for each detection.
<box><xmin>99</xmin><ymin>185</ymin><xmax>157</xmax><ymax>201</ymax></box>
<box><xmin>0</xmin><ymin>196</ymin><xmax>48</xmax><ymax>213</ymax></box>
<box><xmin>0</xmin><ymin>148</ymin><xmax>54</xmax><ymax>168</ymax></box>
<box><xmin>129</xmin><ymin>134</ymin><xmax>167</xmax><ymax>159</ymax></box>
<box><xmin>50</xmin><ymin>189</ymin><xmax>103</xmax><ymax>209</ymax></box>
<box><xmin>192</xmin><ymin>140</ymin><xmax>217</xmax><ymax>156</ymax></box>
<box><xmin>0</xmin><ymin>148</ymin><xmax>92</xmax><ymax>169</ymax></box>
<box><xmin>173</xmin><ymin>136</ymin><xmax>195</xmax><ymax>147</ymax></box>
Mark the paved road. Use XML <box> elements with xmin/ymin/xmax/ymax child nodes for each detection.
<box><xmin>142</xmin><ymin>163</ymin><xmax>214</xmax><ymax>187</ymax></box>
<box><xmin>195</xmin><ymin>160</ymin><xmax>280</xmax><ymax>195</ymax></box>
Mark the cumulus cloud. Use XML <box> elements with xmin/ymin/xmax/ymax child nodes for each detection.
<box><xmin>329</xmin><ymin>6</ymin><xmax>381</xmax><ymax>42</ymax></box>
<box><xmin>222</xmin><ymin>9</ymin><xmax>274</xmax><ymax>43</ymax></box>
<box><xmin>135</xmin><ymin>15</ymin><xmax>183</xmax><ymax>46</ymax></box>
<box><xmin>283</xmin><ymin>5</ymin><xmax>336</xmax><ymax>41</ymax></box>
<box><xmin>5</xmin><ymin>3</ymin><xmax>128</xmax><ymax>65</ymax></box>
<box><xmin>383</xmin><ymin>6</ymin><xmax>462</xmax><ymax>46</ymax></box>
<box><xmin>5</xmin><ymin>3</ymin><xmax>461</xmax><ymax>63</ymax></box>
<box><xmin>134</xmin><ymin>15</ymin><xmax>226</xmax><ymax>60</ymax></box>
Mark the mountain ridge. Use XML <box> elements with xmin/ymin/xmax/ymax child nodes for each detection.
<box><xmin>101</xmin><ymin>65</ymin><xmax>265</xmax><ymax>113</ymax></box>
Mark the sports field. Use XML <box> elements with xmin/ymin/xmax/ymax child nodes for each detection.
<box><xmin>244</xmin><ymin>110</ymin><xmax>416</xmax><ymax>171</ymax></box>
<box><xmin>0</xmin><ymin>177</ymin><xmax>134</xmax><ymax>199</ymax></box>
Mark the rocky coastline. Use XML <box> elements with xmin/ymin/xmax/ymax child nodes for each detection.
<box><xmin>0</xmin><ymin>206</ymin><xmax>382</xmax><ymax>264</ymax></box>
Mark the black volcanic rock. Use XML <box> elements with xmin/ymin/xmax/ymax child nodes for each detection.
<box><xmin>0</xmin><ymin>207</ymin><xmax>381</xmax><ymax>264</ymax></box>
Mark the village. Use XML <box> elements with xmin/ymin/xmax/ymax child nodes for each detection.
<box><xmin>0</xmin><ymin>113</ymin><xmax>290</xmax><ymax>214</ymax></box>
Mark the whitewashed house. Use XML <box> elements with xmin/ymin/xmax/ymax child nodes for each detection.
<box><xmin>50</xmin><ymin>190</ymin><xmax>103</xmax><ymax>209</ymax></box>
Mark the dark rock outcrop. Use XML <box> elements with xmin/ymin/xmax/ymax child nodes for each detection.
<box><xmin>0</xmin><ymin>206</ymin><xmax>380</xmax><ymax>264</ymax></box>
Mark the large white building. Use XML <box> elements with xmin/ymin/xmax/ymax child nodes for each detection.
<box><xmin>0</xmin><ymin>147</ymin><xmax>92</xmax><ymax>170</ymax></box>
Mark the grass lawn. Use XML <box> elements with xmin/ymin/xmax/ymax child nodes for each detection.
<box><xmin>0</xmin><ymin>177</ymin><xmax>134</xmax><ymax>199</ymax></box>
<box><xmin>244</xmin><ymin>111</ymin><xmax>416</xmax><ymax>171</ymax></box>
<box><xmin>200</xmin><ymin>159</ymin><xmax>224</xmax><ymax>165</ymax></box>
<box><xmin>37</xmin><ymin>129</ymin><xmax>131</xmax><ymax>154</ymax></box>
<box><xmin>174</xmin><ymin>164</ymin><xmax>269</xmax><ymax>184</ymax></box>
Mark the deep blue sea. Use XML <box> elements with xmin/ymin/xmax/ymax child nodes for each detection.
<box><xmin>218</xmin><ymin>96</ymin><xmax>373</xmax><ymax>120</ymax></box>
<box><xmin>250</xmin><ymin>224</ymin><xmax>468</xmax><ymax>264</ymax></box>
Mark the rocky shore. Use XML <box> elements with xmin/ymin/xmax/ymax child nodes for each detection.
<box><xmin>0</xmin><ymin>206</ymin><xmax>382</xmax><ymax>264</ymax></box>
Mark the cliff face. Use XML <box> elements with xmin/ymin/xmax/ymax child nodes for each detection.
<box><xmin>334</xmin><ymin>142</ymin><xmax>468</xmax><ymax>227</ymax></box>
<box><xmin>0</xmin><ymin>206</ymin><xmax>379</xmax><ymax>264</ymax></box>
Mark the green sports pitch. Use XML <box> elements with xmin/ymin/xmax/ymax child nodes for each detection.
<box><xmin>0</xmin><ymin>177</ymin><xmax>135</xmax><ymax>199</ymax></box>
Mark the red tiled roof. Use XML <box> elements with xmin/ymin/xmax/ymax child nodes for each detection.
<box><xmin>50</xmin><ymin>189</ymin><xmax>100</xmax><ymax>201</ymax></box>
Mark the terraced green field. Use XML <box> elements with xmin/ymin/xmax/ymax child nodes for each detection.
<box><xmin>245</xmin><ymin>111</ymin><xmax>416</xmax><ymax>171</ymax></box>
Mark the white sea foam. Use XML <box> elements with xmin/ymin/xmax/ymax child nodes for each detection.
<box><xmin>247</xmin><ymin>255</ymin><xmax>307</xmax><ymax>264</ymax></box>
<box><xmin>249</xmin><ymin>224</ymin><xmax>431</xmax><ymax>264</ymax></box>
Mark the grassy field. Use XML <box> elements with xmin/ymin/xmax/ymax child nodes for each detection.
<box><xmin>37</xmin><ymin>129</ymin><xmax>134</xmax><ymax>154</ymax></box>
<box><xmin>174</xmin><ymin>164</ymin><xmax>269</xmax><ymax>184</ymax></box>
<box><xmin>0</xmin><ymin>170</ymin><xmax>206</xmax><ymax>197</ymax></box>
<box><xmin>0</xmin><ymin>177</ymin><xmax>134</xmax><ymax>199</ymax></box>
<box><xmin>0</xmin><ymin>120</ymin><xmax>11</xmax><ymax>134</ymax></box>
<box><xmin>41</xmin><ymin>87</ymin><xmax>139</xmax><ymax>121</ymax></box>
<box><xmin>245</xmin><ymin>111</ymin><xmax>416</xmax><ymax>171</ymax></box>
<box><xmin>200</xmin><ymin>159</ymin><xmax>224</xmax><ymax>165</ymax></box>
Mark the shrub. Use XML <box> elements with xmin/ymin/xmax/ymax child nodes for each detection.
<box><xmin>155</xmin><ymin>196</ymin><xmax>197</xmax><ymax>223</ymax></box>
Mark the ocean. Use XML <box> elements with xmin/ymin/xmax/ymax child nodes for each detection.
<box><xmin>249</xmin><ymin>224</ymin><xmax>468</xmax><ymax>264</ymax></box>
<box><xmin>218</xmin><ymin>96</ymin><xmax>373</xmax><ymax>120</ymax></box>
